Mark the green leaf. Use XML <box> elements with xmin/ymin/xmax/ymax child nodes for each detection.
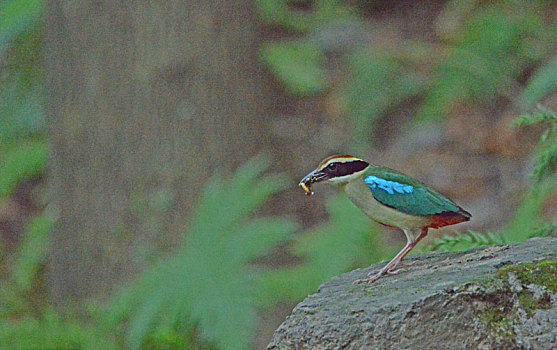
<box><xmin>0</xmin><ymin>0</ymin><xmax>43</xmax><ymax>52</ymax></box>
<box><xmin>255</xmin><ymin>0</ymin><xmax>311</xmax><ymax>32</ymax></box>
<box><xmin>261</xmin><ymin>41</ymin><xmax>329</xmax><ymax>96</ymax></box>
<box><xmin>520</xmin><ymin>57</ymin><xmax>557</xmax><ymax>108</ymax></box>
<box><xmin>0</xmin><ymin>28</ymin><xmax>44</xmax><ymax>149</ymax></box>
<box><xmin>0</xmin><ymin>140</ymin><xmax>48</xmax><ymax>198</ymax></box>
<box><xmin>12</xmin><ymin>210</ymin><xmax>55</xmax><ymax>292</ymax></box>
<box><xmin>107</xmin><ymin>157</ymin><xmax>296</xmax><ymax>350</ymax></box>
<box><xmin>255</xmin><ymin>0</ymin><xmax>356</xmax><ymax>33</ymax></box>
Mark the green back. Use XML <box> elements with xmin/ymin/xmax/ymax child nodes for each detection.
<box><xmin>364</xmin><ymin>166</ymin><xmax>460</xmax><ymax>216</ymax></box>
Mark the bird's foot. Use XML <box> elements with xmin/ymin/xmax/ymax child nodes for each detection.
<box><xmin>367</xmin><ymin>268</ymin><xmax>400</xmax><ymax>276</ymax></box>
<box><xmin>353</xmin><ymin>266</ymin><xmax>392</xmax><ymax>284</ymax></box>
<box><xmin>397</xmin><ymin>260</ymin><xmax>417</xmax><ymax>269</ymax></box>
<box><xmin>385</xmin><ymin>261</ymin><xmax>416</xmax><ymax>275</ymax></box>
<box><xmin>353</xmin><ymin>273</ymin><xmax>382</xmax><ymax>284</ymax></box>
<box><xmin>354</xmin><ymin>260</ymin><xmax>416</xmax><ymax>284</ymax></box>
<box><xmin>385</xmin><ymin>267</ymin><xmax>404</xmax><ymax>275</ymax></box>
<box><xmin>367</xmin><ymin>261</ymin><xmax>412</xmax><ymax>276</ymax></box>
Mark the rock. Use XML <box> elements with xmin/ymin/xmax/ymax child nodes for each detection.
<box><xmin>268</xmin><ymin>238</ymin><xmax>557</xmax><ymax>350</ymax></box>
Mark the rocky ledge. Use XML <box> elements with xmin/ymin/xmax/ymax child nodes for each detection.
<box><xmin>268</xmin><ymin>237</ymin><xmax>557</xmax><ymax>349</ymax></box>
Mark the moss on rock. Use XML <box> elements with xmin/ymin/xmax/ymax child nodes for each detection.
<box><xmin>480</xmin><ymin>300</ymin><xmax>516</xmax><ymax>339</ymax></box>
<box><xmin>498</xmin><ymin>260</ymin><xmax>557</xmax><ymax>293</ymax></box>
<box><xmin>476</xmin><ymin>260</ymin><xmax>557</xmax><ymax>338</ymax></box>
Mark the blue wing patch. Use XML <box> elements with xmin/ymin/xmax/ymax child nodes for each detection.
<box><xmin>365</xmin><ymin>176</ymin><xmax>414</xmax><ymax>195</ymax></box>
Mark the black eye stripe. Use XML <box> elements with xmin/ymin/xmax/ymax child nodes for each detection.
<box><xmin>324</xmin><ymin>160</ymin><xmax>369</xmax><ymax>177</ymax></box>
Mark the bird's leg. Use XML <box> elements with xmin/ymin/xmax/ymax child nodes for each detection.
<box><xmin>386</xmin><ymin>227</ymin><xmax>428</xmax><ymax>272</ymax></box>
<box><xmin>355</xmin><ymin>242</ymin><xmax>415</xmax><ymax>284</ymax></box>
<box><xmin>355</xmin><ymin>228</ymin><xmax>428</xmax><ymax>284</ymax></box>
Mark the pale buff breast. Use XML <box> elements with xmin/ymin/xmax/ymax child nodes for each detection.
<box><xmin>341</xmin><ymin>179</ymin><xmax>431</xmax><ymax>230</ymax></box>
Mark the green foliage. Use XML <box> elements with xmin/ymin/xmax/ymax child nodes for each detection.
<box><xmin>514</xmin><ymin>106</ymin><xmax>557</xmax><ymax>127</ymax></box>
<box><xmin>12</xmin><ymin>210</ymin><xmax>55</xmax><ymax>293</ymax></box>
<box><xmin>428</xmin><ymin>65</ymin><xmax>557</xmax><ymax>253</ymax></box>
<box><xmin>0</xmin><ymin>0</ymin><xmax>46</xmax><ymax>199</ymax></box>
<box><xmin>257</xmin><ymin>0</ymin><xmax>359</xmax><ymax>96</ymax></box>
<box><xmin>258</xmin><ymin>195</ymin><xmax>389</xmax><ymax>305</ymax></box>
<box><xmin>0</xmin><ymin>193</ymin><xmax>111</xmax><ymax>350</ymax></box>
<box><xmin>0</xmin><ymin>309</ymin><xmax>116</xmax><ymax>350</ymax></box>
<box><xmin>423</xmin><ymin>231</ymin><xmax>505</xmax><ymax>253</ymax></box>
<box><xmin>255</xmin><ymin>0</ymin><xmax>311</xmax><ymax>32</ymax></box>
<box><xmin>255</xmin><ymin>0</ymin><xmax>356</xmax><ymax>33</ymax></box>
<box><xmin>519</xmin><ymin>57</ymin><xmax>557</xmax><ymax>108</ymax></box>
<box><xmin>0</xmin><ymin>212</ymin><xmax>113</xmax><ymax>350</ymax></box>
<box><xmin>258</xmin><ymin>0</ymin><xmax>557</xmax><ymax>147</ymax></box>
<box><xmin>0</xmin><ymin>208</ymin><xmax>54</xmax><ymax>321</ymax></box>
<box><xmin>502</xmin><ymin>181</ymin><xmax>555</xmax><ymax>243</ymax></box>
<box><xmin>0</xmin><ymin>10</ymin><xmax>44</xmax><ymax>148</ymax></box>
<box><xmin>528</xmin><ymin>223</ymin><xmax>557</xmax><ymax>238</ymax></box>
<box><xmin>345</xmin><ymin>49</ymin><xmax>426</xmax><ymax>147</ymax></box>
<box><xmin>261</xmin><ymin>41</ymin><xmax>329</xmax><ymax>96</ymax></box>
<box><xmin>106</xmin><ymin>157</ymin><xmax>296</xmax><ymax>350</ymax></box>
<box><xmin>0</xmin><ymin>283</ymin><xmax>30</xmax><ymax>320</ymax></box>
<box><xmin>514</xmin><ymin>106</ymin><xmax>557</xmax><ymax>181</ymax></box>
<box><xmin>140</xmin><ymin>325</ymin><xmax>217</xmax><ymax>350</ymax></box>
<box><xmin>0</xmin><ymin>0</ymin><xmax>43</xmax><ymax>52</ymax></box>
<box><xmin>418</xmin><ymin>1</ymin><xmax>551</xmax><ymax>120</ymax></box>
<box><xmin>0</xmin><ymin>141</ymin><xmax>48</xmax><ymax>198</ymax></box>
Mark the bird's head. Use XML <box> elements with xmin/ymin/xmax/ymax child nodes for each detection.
<box><xmin>299</xmin><ymin>155</ymin><xmax>369</xmax><ymax>195</ymax></box>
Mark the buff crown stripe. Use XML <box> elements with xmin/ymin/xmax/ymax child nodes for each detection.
<box><xmin>318</xmin><ymin>155</ymin><xmax>362</xmax><ymax>169</ymax></box>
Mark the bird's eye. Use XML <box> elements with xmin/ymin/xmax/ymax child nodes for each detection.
<box><xmin>327</xmin><ymin>163</ymin><xmax>337</xmax><ymax>171</ymax></box>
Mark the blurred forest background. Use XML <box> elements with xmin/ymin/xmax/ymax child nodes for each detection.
<box><xmin>1</xmin><ymin>0</ymin><xmax>556</xmax><ymax>349</ymax></box>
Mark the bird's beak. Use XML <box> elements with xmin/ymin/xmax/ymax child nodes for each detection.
<box><xmin>298</xmin><ymin>169</ymin><xmax>328</xmax><ymax>196</ymax></box>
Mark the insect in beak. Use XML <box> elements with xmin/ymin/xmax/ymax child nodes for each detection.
<box><xmin>299</xmin><ymin>169</ymin><xmax>328</xmax><ymax>196</ymax></box>
<box><xmin>299</xmin><ymin>181</ymin><xmax>313</xmax><ymax>196</ymax></box>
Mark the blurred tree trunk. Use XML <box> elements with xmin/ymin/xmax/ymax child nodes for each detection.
<box><xmin>44</xmin><ymin>0</ymin><xmax>278</xmax><ymax>303</ymax></box>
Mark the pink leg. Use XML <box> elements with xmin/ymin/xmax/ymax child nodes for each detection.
<box><xmin>384</xmin><ymin>229</ymin><xmax>427</xmax><ymax>273</ymax></box>
<box><xmin>355</xmin><ymin>228</ymin><xmax>428</xmax><ymax>284</ymax></box>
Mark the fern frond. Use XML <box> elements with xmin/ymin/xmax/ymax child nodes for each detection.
<box><xmin>258</xmin><ymin>195</ymin><xmax>389</xmax><ymax>306</ymax></box>
<box><xmin>0</xmin><ymin>308</ymin><xmax>116</xmax><ymax>350</ymax></box>
<box><xmin>424</xmin><ymin>231</ymin><xmax>505</xmax><ymax>253</ymax></box>
<box><xmin>106</xmin><ymin>157</ymin><xmax>296</xmax><ymax>350</ymax></box>
<box><xmin>513</xmin><ymin>106</ymin><xmax>557</xmax><ymax>181</ymax></box>
<box><xmin>417</xmin><ymin>1</ymin><xmax>551</xmax><ymax>120</ymax></box>
<box><xmin>514</xmin><ymin>105</ymin><xmax>557</xmax><ymax>127</ymax></box>
<box><xmin>529</xmin><ymin>223</ymin><xmax>557</xmax><ymax>238</ymax></box>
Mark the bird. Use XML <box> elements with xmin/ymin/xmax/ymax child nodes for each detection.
<box><xmin>299</xmin><ymin>155</ymin><xmax>471</xmax><ymax>284</ymax></box>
